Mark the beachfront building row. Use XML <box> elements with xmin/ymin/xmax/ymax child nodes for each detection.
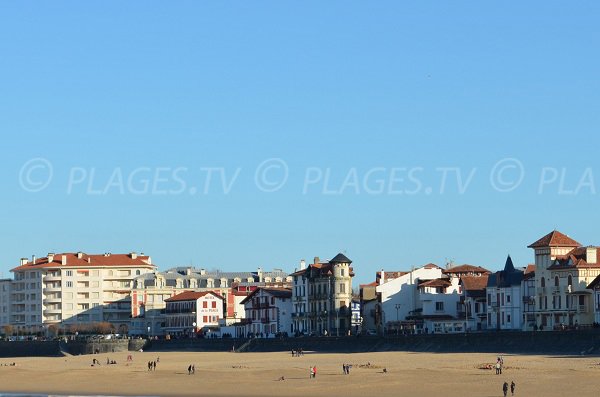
<box><xmin>370</xmin><ymin>263</ymin><xmax>491</xmax><ymax>335</ymax></box>
<box><xmin>367</xmin><ymin>230</ymin><xmax>600</xmax><ymax>334</ymax></box>
<box><xmin>129</xmin><ymin>267</ymin><xmax>292</xmax><ymax>336</ymax></box>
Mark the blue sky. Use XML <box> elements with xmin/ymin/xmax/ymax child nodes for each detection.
<box><xmin>1</xmin><ymin>2</ymin><xmax>599</xmax><ymax>285</ymax></box>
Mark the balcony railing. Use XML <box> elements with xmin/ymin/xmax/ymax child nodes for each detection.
<box><xmin>537</xmin><ymin>287</ymin><xmax>546</xmax><ymax>294</ymax></box>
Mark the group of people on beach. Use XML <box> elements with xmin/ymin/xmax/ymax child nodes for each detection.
<box><xmin>309</xmin><ymin>366</ymin><xmax>317</xmax><ymax>378</ymax></box>
<box><xmin>342</xmin><ymin>363</ymin><xmax>352</xmax><ymax>375</ymax></box>
<box><xmin>291</xmin><ymin>348</ymin><xmax>304</xmax><ymax>357</ymax></box>
<box><xmin>502</xmin><ymin>381</ymin><xmax>516</xmax><ymax>396</ymax></box>
<box><xmin>147</xmin><ymin>360</ymin><xmax>157</xmax><ymax>371</ymax></box>
<box><xmin>187</xmin><ymin>364</ymin><xmax>195</xmax><ymax>375</ymax></box>
<box><xmin>495</xmin><ymin>356</ymin><xmax>504</xmax><ymax>374</ymax></box>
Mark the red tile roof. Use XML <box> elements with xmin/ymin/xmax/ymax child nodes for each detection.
<box><xmin>460</xmin><ymin>275</ymin><xmax>489</xmax><ymax>291</ymax></box>
<box><xmin>165</xmin><ymin>291</ymin><xmax>223</xmax><ymax>302</ymax></box>
<box><xmin>443</xmin><ymin>264</ymin><xmax>491</xmax><ymax>275</ymax></box>
<box><xmin>11</xmin><ymin>253</ymin><xmax>154</xmax><ymax>272</ymax></box>
<box><xmin>419</xmin><ymin>278</ymin><xmax>451</xmax><ymax>288</ymax></box>
<box><xmin>528</xmin><ymin>230</ymin><xmax>581</xmax><ymax>248</ymax></box>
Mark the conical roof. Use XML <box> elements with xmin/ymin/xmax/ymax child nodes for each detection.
<box><xmin>329</xmin><ymin>253</ymin><xmax>352</xmax><ymax>264</ymax></box>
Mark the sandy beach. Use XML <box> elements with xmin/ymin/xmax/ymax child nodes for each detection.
<box><xmin>0</xmin><ymin>351</ymin><xmax>599</xmax><ymax>397</ymax></box>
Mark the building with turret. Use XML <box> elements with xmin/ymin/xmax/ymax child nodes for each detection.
<box><xmin>291</xmin><ymin>254</ymin><xmax>354</xmax><ymax>336</ymax></box>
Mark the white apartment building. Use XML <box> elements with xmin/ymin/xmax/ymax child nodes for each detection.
<box><xmin>0</xmin><ymin>279</ymin><xmax>11</xmax><ymax>331</ymax></box>
<box><xmin>10</xmin><ymin>252</ymin><xmax>155</xmax><ymax>334</ymax></box>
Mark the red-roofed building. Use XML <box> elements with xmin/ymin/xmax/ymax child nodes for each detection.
<box><xmin>164</xmin><ymin>291</ymin><xmax>224</xmax><ymax>336</ymax></box>
<box><xmin>10</xmin><ymin>252</ymin><xmax>155</xmax><ymax>334</ymax></box>
<box><xmin>529</xmin><ymin>230</ymin><xmax>600</xmax><ymax>330</ymax></box>
<box><xmin>240</xmin><ymin>287</ymin><xmax>292</xmax><ymax>337</ymax></box>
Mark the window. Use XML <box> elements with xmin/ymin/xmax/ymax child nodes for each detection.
<box><xmin>541</xmin><ymin>277</ymin><xmax>545</xmax><ymax>288</ymax></box>
<box><xmin>340</xmin><ymin>283</ymin><xmax>346</xmax><ymax>293</ymax></box>
<box><xmin>211</xmin><ymin>301</ymin><xmax>216</xmax><ymax>309</ymax></box>
<box><xmin>203</xmin><ymin>301</ymin><xmax>208</xmax><ymax>309</ymax></box>
<box><xmin>507</xmin><ymin>314</ymin><xmax>511</xmax><ymax>323</ymax></box>
<box><xmin>340</xmin><ymin>269</ymin><xmax>345</xmax><ymax>277</ymax></box>
<box><xmin>66</xmin><ymin>270</ymin><xmax>73</xmax><ymax>277</ymax></box>
<box><xmin>554</xmin><ymin>276</ymin><xmax>559</xmax><ymax>287</ymax></box>
<box><xmin>506</xmin><ymin>295</ymin><xmax>511</xmax><ymax>303</ymax></box>
<box><xmin>66</xmin><ymin>281</ymin><xmax>73</xmax><ymax>288</ymax></box>
<box><xmin>435</xmin><ymin>302</ymin><xmax>444</xmax><ymax>311</ymax></box>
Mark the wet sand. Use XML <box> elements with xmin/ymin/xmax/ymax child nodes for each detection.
<box><xmin>0</xmin><ymin>351</ymin><xmax>599</xmax><ymax>396</ymax></box>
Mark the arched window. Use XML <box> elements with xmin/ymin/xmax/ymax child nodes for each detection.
<box><xmin>568</xmin><ymin>275</ymin><xmax>573</xmax><ymax>286</ymax></box>
<box><xmin>135</xmin><ymin>270</ymin><xmax>141</xmax><ymax>276</ymax></box>
<box><xmin>554</xmin><ymin>276</ymin><xmax>559</xmax><ymax>287</ymax></box>
<box><xmin>541</xmin><ymin>277</ymin><xmax>545</xmax><ymax>287</ymax></box>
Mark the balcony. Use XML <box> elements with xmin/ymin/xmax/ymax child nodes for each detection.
<box><xmin>44</xmin><ymin>296</ymin><xmax>62</xmax><ymax>303</ymax></box>
<box><xmin>551</xmin><ymin>286</ymin><xmax>561</xmax><ymax>294</ymax></box>
<box><xmin>292</xmin><ymin>312</ymin><xmax>305</xmax><ymax>318</ymax></box>
<box><xmin>260</xmin><ymin>317</ymin><xmax>271</xmax><ymax>323</ymax></box>
<box><xmin>43</xmin><ymin>308</ymin><xmax>62</xmax><ymax>315</ymax></box>
<box><xmin>44</xmin><ymin>285</ymin><xmax>62</xmax><ymax>292</ymax></box>
<box><xmin>537</xmin><ymin>287</ymin><xmax>547</xmax><ymax>295</ymax></box>
<box><xmin>44</xmin><ymin>275</ymin><xmax>61</xmax><ymax>281</ymax></box>
<box><xmin>577</xmin><ymin>305</ymin><xmax>587</xmax><ymax>313</ymax></box>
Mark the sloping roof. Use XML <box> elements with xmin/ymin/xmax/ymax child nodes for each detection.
<box><xmin>419</xmin><ymin>278</ymin><xmax>451</xmax><ymax>288</ymax></box>
<box><xmin>239</xmin><ymin>287</ymin><xmax>292</xmax><ymax>305</ymax></box>
<box><xmin>548</xmin><ymin>247</ymin><xmax>600</xmax><ymax>270</ymax></box>
<box><xmin>461</xmin><ymin>275</ymin><xmax>489</xmax><ymax>292</ymax></box>
<box><xmin>165</xmin><ymin>291</ymin><xmax>223</xmax><ymax>302</ymax></box>
<box><xmin>528</xmin><ymin>230</ymin><xmax>581</xmax><ymax>248</ymax></box>
<box><xmin>329</xmin><ymin>253</ymin><xmax>352</xmax><ymax>264</ymax></box>
<box><xmin>12</xmin><ymin>253</ymin><xmax>154</xmax><ymax>272</ymax></box>
<box><xmin>587</xmin><ymin>274</ymin><xmax>600</xmax><ymax>289</ymax></box>
<box><xmin>443</xmin><ymin>264</ymin><xmax>491</xmax><ymax>275</ymax></box>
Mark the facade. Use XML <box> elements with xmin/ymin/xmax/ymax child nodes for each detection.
<box><xmin>529</xmin><ymin>230</ymin><xmax>600</xmax><ymax>330</ymax></box>
<box><xmin>129</xmin><ymin>267</ymin><xmax>291</xmax><ymax>336</ymax></box>
<box><xmin>375</xmin><ymin>264</ymin><xmax>443</xmax><ymax>334</ymax></box>
<box><xmin>586</xmin><ymin>275</ymin><xmax>600</xmax><ymax>325</ymax></box>
<box><xmin>351</xmin><ymin>298</ymin><xmax>361</xmax><ymax>334</ymax></box>
<box><xmin>521</xmin><ymin>264</ymin><xmax>536</xmax><ymax>331</ymax></box>
<box><xmin>460</xmin><ymin>275</ymin><xmax>490</xmax><ymax>331</ymax></box>
<box><xmin>359</xmin><ymin>281</ymin><xmax>378</xmax><ymax>333</ymax></box>
<box><xmin>164</xmin><ymin>291</ymin><xmax>224</xmax><ymax>336</ymax></box>
<box><xmin>291</xmin><ymin>254</ymin><xmax>354</xmax><ymax>336</ymax></box>
<box><xmin>10</xmin><ymin>252</ymin><xmax>155</xmax><ymax>334</ymax></box>
<box><xmin>0</xmin><ymin>279</ymin><xmax>11</xmax><ymax>331</ymax></box>
<box><xmin>241</xmin><ymin>287</ymin><xmax>292</xmax><ymax>336</ymax></box>
<box><xmin>486</xmin><ymin>256</ymin><xmax>524</xmax><ymax>331</ymax></box>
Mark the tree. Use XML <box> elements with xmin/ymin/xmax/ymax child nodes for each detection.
<box><xmin>1</xmin><ymin>325</ymin><xmax>13</xmax><ymax>337</ymax></box>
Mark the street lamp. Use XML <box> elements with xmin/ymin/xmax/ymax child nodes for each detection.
<box><xmin>395</xmin><ymin>304</ymin><xmax>401</xmax><ymax>335</ymax></box>
<box><xmin>192</xmin><ymin>322</ymin><xmax>196</xmax><ymax>338</ymax></box>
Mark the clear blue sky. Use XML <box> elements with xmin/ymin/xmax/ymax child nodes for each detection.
<box><xmin>1</xmin><ymin>2</ymin><xmax>599</xmax><ymax>285</ymax></box>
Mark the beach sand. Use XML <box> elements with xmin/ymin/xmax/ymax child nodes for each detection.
<box><xmin>0</xmin><ymin>350</ymin><xmax>599</xmax><ymax>396</ymax></box>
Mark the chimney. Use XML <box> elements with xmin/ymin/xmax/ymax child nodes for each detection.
<box><xmin>300</xmin><ymin>259</ymin><xmax>306</xmax><ymax>270</ymax></box>
<box><xmin>186</xmin><ymin>268</ymin><xmax>192</xmax><ymax>276</ymax></box>
<box><xmin>20</xmin><ymin>258</ymin><xmax>28</xmax><ymax>266</ymax></box>
<box><xmin>380</xmin><ymin>269</ymin><xmax>385</xmax><ymax>285</ymax></box>
<box><xmin>200</xmin><ymin>268</ymin><xmax>206</xmax><ymax>275</ymax></box>
<box><xmin>313</xmin><ymin>256</ymin><xmax>320</xmax><ymax>265</ymax></box>
<box><xmin>61</xmin><ymin>255</ymin><xmax>67</xmax><ymax>266</ymax></box>
<box><xmin>258</xmin><ymin>267</ymin><xmax>263</xmax><ymax>282</ymax></box>
<box><xmin>77</xmin><ymin>252</ymin><xmax>83</xmax><ymax>259</ymax></box>
<box><xmin>47</xmin><ymin>253</ymin><xmax>55</xmax><ymax>263</ymax></box>
<box><xmin>130</xmin><ymin>252</ymin><xmax>138</xmax><ymax>260</ymax></box>
<box><xmin>32</xmin><ymin>255</ymin><xmax>36</xmax><ymax>264</ymax></box>
<box><xmin>586</xmin><ymin>246</ymin><xmax>597</xmax><ymax>264</ymax></box>
<box><xmin>87</xmin><ymin>257</ymin><xmax>91</xmax><ymax>264</ymax></box>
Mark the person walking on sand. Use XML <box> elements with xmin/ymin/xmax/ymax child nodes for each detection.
<box><xmin>188</xmin><ymin>364</ymin><xmax>192</xmax><ymax>375</ymax></box>
<box><xmin>310</xmin><ymin>366</ymin><xmax>314</xmax><ymax>379</ymax></box>
<box><xmin>510</xmin><ymin>381</ymin><xmax>515</xmax><ymax>395</ymax></box>
<box><xmin>495</xmin><ymin>361</ymin><xmax>501</xmax><ymax>375</ymax></box>
<box><xmin>192</xmin><ymin>365</ymin><xmax>195</xmax><ymax>374</ymax></box>
<box><xmin>313</xmin><ymin>366</ymin><xmax>317</xmax><ymax>379</ymax></box>
<box><xmin>503</xmin><ymin>382</ymin><xmax>509</xmax><ymax>397</ymax></box>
